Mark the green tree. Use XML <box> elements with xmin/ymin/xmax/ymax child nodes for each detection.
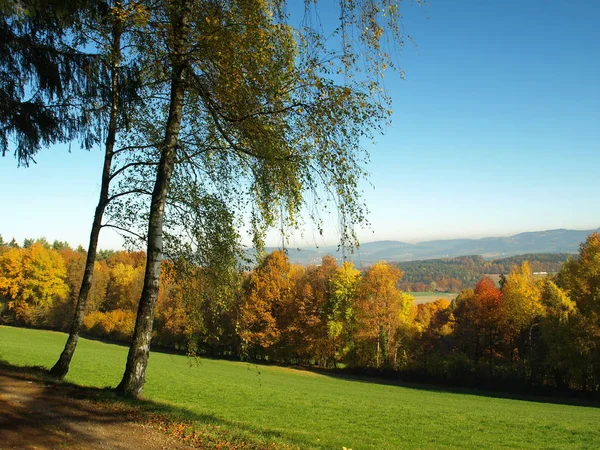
<box><xmin>116</xmin><ymin>0</ymin><xmax>411</xmax><ymax>396</ymax></box>
<box><xmin>1</xmin><ymin>0</ymin><xmax>104</xmax><ymax>165</ymax></box>
<box><xmin>51</xmin><ymin>0</ymin><xmax>146</xmax><ymax>379</ymax></box>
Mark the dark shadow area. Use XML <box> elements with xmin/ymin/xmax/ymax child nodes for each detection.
<box><xmin>0</xmin><ymin>361</ymin><xmax>314</xmax><ymax>449</ymax></box>
<box><xmin>182</xmin><ymin>352</ymin><xmax>600</xmax><ymax>408</ymax></box>
<box><xmin>296</xmin><ymin>365</ymin><xmax>600</xmax><ymax>409</ymax></box>
<box><xmin>16</xmin><ymin>323</ymin><xmax>598</xmax><ymax>411</ymax></box>
<box><xmin>0</xmin><ymin>364</ymin><xmax>144</xmax><ymax>449</ymax></box>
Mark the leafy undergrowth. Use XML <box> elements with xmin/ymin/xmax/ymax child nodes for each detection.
<box><xmin>2</xmin><ymin>325</ymin><xmax>600</xmax><ymax>449</ymax></box>
<box><xmin>148</xmin><ymin>414</ymin><xmax>293</xmax><ymax>449</ymax></box>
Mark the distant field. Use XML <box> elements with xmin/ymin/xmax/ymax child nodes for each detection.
<box><xmin>1</xmin><ymin>325</ymin><xmax>599</xmax><ymax>449</ymax></box>
<box><xmin>484</xmin><ymin>274</ymin><xmax>503</xmax><ymax>285</ymax></box>
<box><xmin>409</xmin><ymin>292</ymin><xmax>458</xmax><ymax>304</ymax></box>
<box><xmin>484</xmin><ymin>272</ymin><xmax>551</xmax><ymax>287</ymax></box>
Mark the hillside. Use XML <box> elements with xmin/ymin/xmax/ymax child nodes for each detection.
<box><xmin>265</xmin><ymin>228</ymin><xmax>595</xmax><ymax>265</ymax></box>
<box><xmin>395</xmin><ymin>253</ymin><xmax>570</xmax><ymax>292</ymax></box>
<box><xmin>3</xmin><ymin>326</ymin><xmax>600</xmax><ymax>450</ymax></box>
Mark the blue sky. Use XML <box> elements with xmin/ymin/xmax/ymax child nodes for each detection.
<box><xmin>1</xmin><ymin>0</ymin><xmax>599</xmax><ymax>250</ymax></box>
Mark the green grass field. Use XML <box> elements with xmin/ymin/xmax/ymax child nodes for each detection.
<box><xmin>1</xmin><ymin>325</ymin><xmax>599</xmax><ymax>449</ymax></box>
<box><xmin>409</xmin><ymin>292</ymin><xmax>458</xmax><ymax>305</ymax></box>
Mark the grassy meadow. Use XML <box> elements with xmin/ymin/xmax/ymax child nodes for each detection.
<box><xmin>1</xmin><ymin>325</ymin><xmax>599</xmax><ymax>449</ymax></box>
<box><xmin>409</xmin><ymin>292</ymin><xmax>458</xmax><ymax>305</ymax></box>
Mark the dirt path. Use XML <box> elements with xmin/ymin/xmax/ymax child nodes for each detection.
<box><xmin>0</xmin><ymin>370</ymin><xmax>193</xmax><ymax>450</ymax></box>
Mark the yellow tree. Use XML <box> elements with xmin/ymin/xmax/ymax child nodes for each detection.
<box><xmin>556</xmin><ymin>232</ymin><xmax>600</xmax><ymax>389</ymax></box>
<box><xmin>413</xmin><ymin>299</ymin><xmax>453</xmax><ymax>369</ymax></box>
<box><xmin>355</xmin><ymin>261</ymin><xmax>412</xmax><ymax>368</ymax></box>
<box><xmin>86</xmin><ymin>261</ymin><xmax>111</xmax><ymax>314</ymax></box>
<box><xmin>501</xmin><ymin>261</ymin><xmax>545</xmax><ymax>376</ymax></box>
<box><xmin>502</xmin><ymin>262</ymin><xmax>544</xmax><ymax>330</ymax></box>
<box><xmin>153</xmin><ymin>261</ymin><xmax>196</xmax><ymax>351</ymax></box>
<box><xmin>538</xmin><ymin>279</ymin><xmax>580</xmax><ymax>388</ymax></box>
<box><xmin>325</xmin><ymin>261</ymin><xmax>361</xmax><ymax>367</ymax></box>
<box><xmin>105</xmin><ymin>263</ymin><xmax>145</xmax><ymax>311</ymax></box>
<box><xmin>558</xmin><ymin>232</ymin><xmax>600</xmax><ymax>317</ymax></box>
<box><xmin>48</xmin><ymin>247</ymin><xmax>85</xmax><ymax>329</ymax></box>
<box><xmin>0</xmin><ymin>243</ymin><xmax>69</xmax><ymax>325</ymax></box>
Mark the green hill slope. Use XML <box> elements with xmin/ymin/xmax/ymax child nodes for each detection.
<box><xmin>1</xmin><ymin>326</ymin><xmax>599</xmax><ymax>449</ymax></box>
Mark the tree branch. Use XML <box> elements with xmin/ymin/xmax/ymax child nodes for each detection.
<box><xmin>101</xmin><ymin>223</ymin><xmax>146</xmax><ymax>242</ymax></box>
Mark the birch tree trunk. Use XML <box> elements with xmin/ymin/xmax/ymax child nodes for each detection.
<box><xmin>50</xmin><ymin>24</ymin><xmax>123</xmax><ymax>379</ymax></box>
<box><xmin>116</xmin><ymin>2</ymin><xmax>188</xmax><ymax>397</ymax></box>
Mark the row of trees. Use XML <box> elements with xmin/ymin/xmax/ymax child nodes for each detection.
<box><xmin>2</xmin><ymin>233</ymin><xmax>599</xmax><ymax>393</ymax></box>
<box><xmin>397</xmin><ymin>254</ymin><xmax>569</xmax><ymax>293</ymax></box>
<box><xmin>3</xmin><ymin>0</ymin><xmax>408</xmax><ymax>395</ymax></box>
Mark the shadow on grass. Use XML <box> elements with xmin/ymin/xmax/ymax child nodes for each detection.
<box><xmin>294</xmin><ymin>364</ymin><xmax>600</xmax><ymax>409</ymax></box>
<box><xmin>0</xmin><ymin>362</ymin><xmax>143</xmax><ymax>449</ymax></box>
<box><xmin>0</xmin><ymin>360</ymin><xmax>307</xmax><ymax>449</ymax></box>
<box><xmin>145</xmin><ymin>347</ymin><xmax>600</xmax><ymax>411</ymax></box>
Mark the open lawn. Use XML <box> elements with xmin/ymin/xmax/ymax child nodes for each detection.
<box><xmin>1</xmin><ymin>325</ymin><xmax>599</xmax><ymax>449</ymax></box>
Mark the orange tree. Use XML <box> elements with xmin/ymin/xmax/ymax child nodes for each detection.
<box><xmin>237</xmin><ymin>250</ymin><xmax>294</xmax><ymax>359</ymax></box>
<box><xmin>452</xmin><ymin>277</ymin><xmax>504</xmax><ymax>376</ymax></box>
<box><xmin>287</xmin><ymin>256</ymin><xmax>338</xmax><ymax>365</ymax></box>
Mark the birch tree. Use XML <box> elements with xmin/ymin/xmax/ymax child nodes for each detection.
<box><xmin>115</xmin><ymin>0</ymin><xmax>412</xmax><ymax>396</ymax></box>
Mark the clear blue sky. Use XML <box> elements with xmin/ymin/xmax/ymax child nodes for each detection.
<box><xmin>1</xmin><ymin>0</ymin><xmax>599</xmax><ymax>250</ymax></box>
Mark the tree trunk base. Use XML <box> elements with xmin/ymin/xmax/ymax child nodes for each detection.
<box><xmin>49</xmin><ymin>359</ymin><xmax>69</xmax><ymax>379</ymax></box>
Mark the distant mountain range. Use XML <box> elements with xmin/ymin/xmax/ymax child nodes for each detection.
<box><xmin>262</xmin><ymin>228</ymin><xmax>598</xmax><ymax>265</ymax></box>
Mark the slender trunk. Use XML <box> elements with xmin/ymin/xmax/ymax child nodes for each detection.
<box><xmin>332</xmin><ymin>335</ymin><xmax>337</xmax><ymax>369</ymax></box>
<box><xmin>50</xmin><ymin>25</ymin><xmax>122</xmax><ymax>379</ymax></box>
<box><xmin>488</xmin><ymin>334</ymin><xmax>494</xmax><ymax>378</ymax></box>
<box><xmin>520</xmin><ymin>331</ymin><xmax>526</xmax><ymax>379</ymax></box>
<box><xmin>510</xmin><ymin>345</ymin><xmax>514</xmax><ymax>370</ymax></box>
<box><xmin>116</xmin><ymin>5</ymin><xmax>188</xmax><ymax>397</ymax></box>
<box><xmin>528</xmin><ymin>322</ymin><xmax>535</xmax><ymax>384</ymax></box>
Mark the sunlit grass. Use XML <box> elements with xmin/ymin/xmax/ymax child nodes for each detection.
<box><xmin>1</xmin><ymin>325</ymin><xmax>599</xmax><ymax>449</ymax></box>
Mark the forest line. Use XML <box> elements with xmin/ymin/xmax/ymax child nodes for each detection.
<box><xmin>1</xmin><ymin>232</ymin><xmax>599</xmax><ymax>394</ymax></box>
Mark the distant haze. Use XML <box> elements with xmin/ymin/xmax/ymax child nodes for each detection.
<box><xmin>259</xmin><ymin>228</ymin><xmax>598</xmax><ymax>266</ymax></box>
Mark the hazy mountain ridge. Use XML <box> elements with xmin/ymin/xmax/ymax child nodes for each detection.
<box><xmin>267</xmin><ymin>228</ymin><xmax>598</xmax><ymax>265</ymax></box>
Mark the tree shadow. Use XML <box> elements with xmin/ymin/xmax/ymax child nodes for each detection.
<box><xmin>296</xmin><ymin>365</ymin><xmax>600</xmax><ymax>409</ymax></box>
<box><xmin>0</xmin><ymin>361</ymin><xmax>311</xmax><ymax>449</ymax></box>
<box><xmin>0</xmin><ymin>364</ymin><xmax>143</xmax><ymax>449</ymax></box>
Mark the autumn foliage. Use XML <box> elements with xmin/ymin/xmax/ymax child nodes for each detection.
<box><xmin>2</xmin><ymin>233</ymin><xmax>600</xmax><ymax>393</ymax></box>
<box><xmin>0</xmin><ymin>242</ymin><xmax>68</xmax><ymax>325</ymax></box>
